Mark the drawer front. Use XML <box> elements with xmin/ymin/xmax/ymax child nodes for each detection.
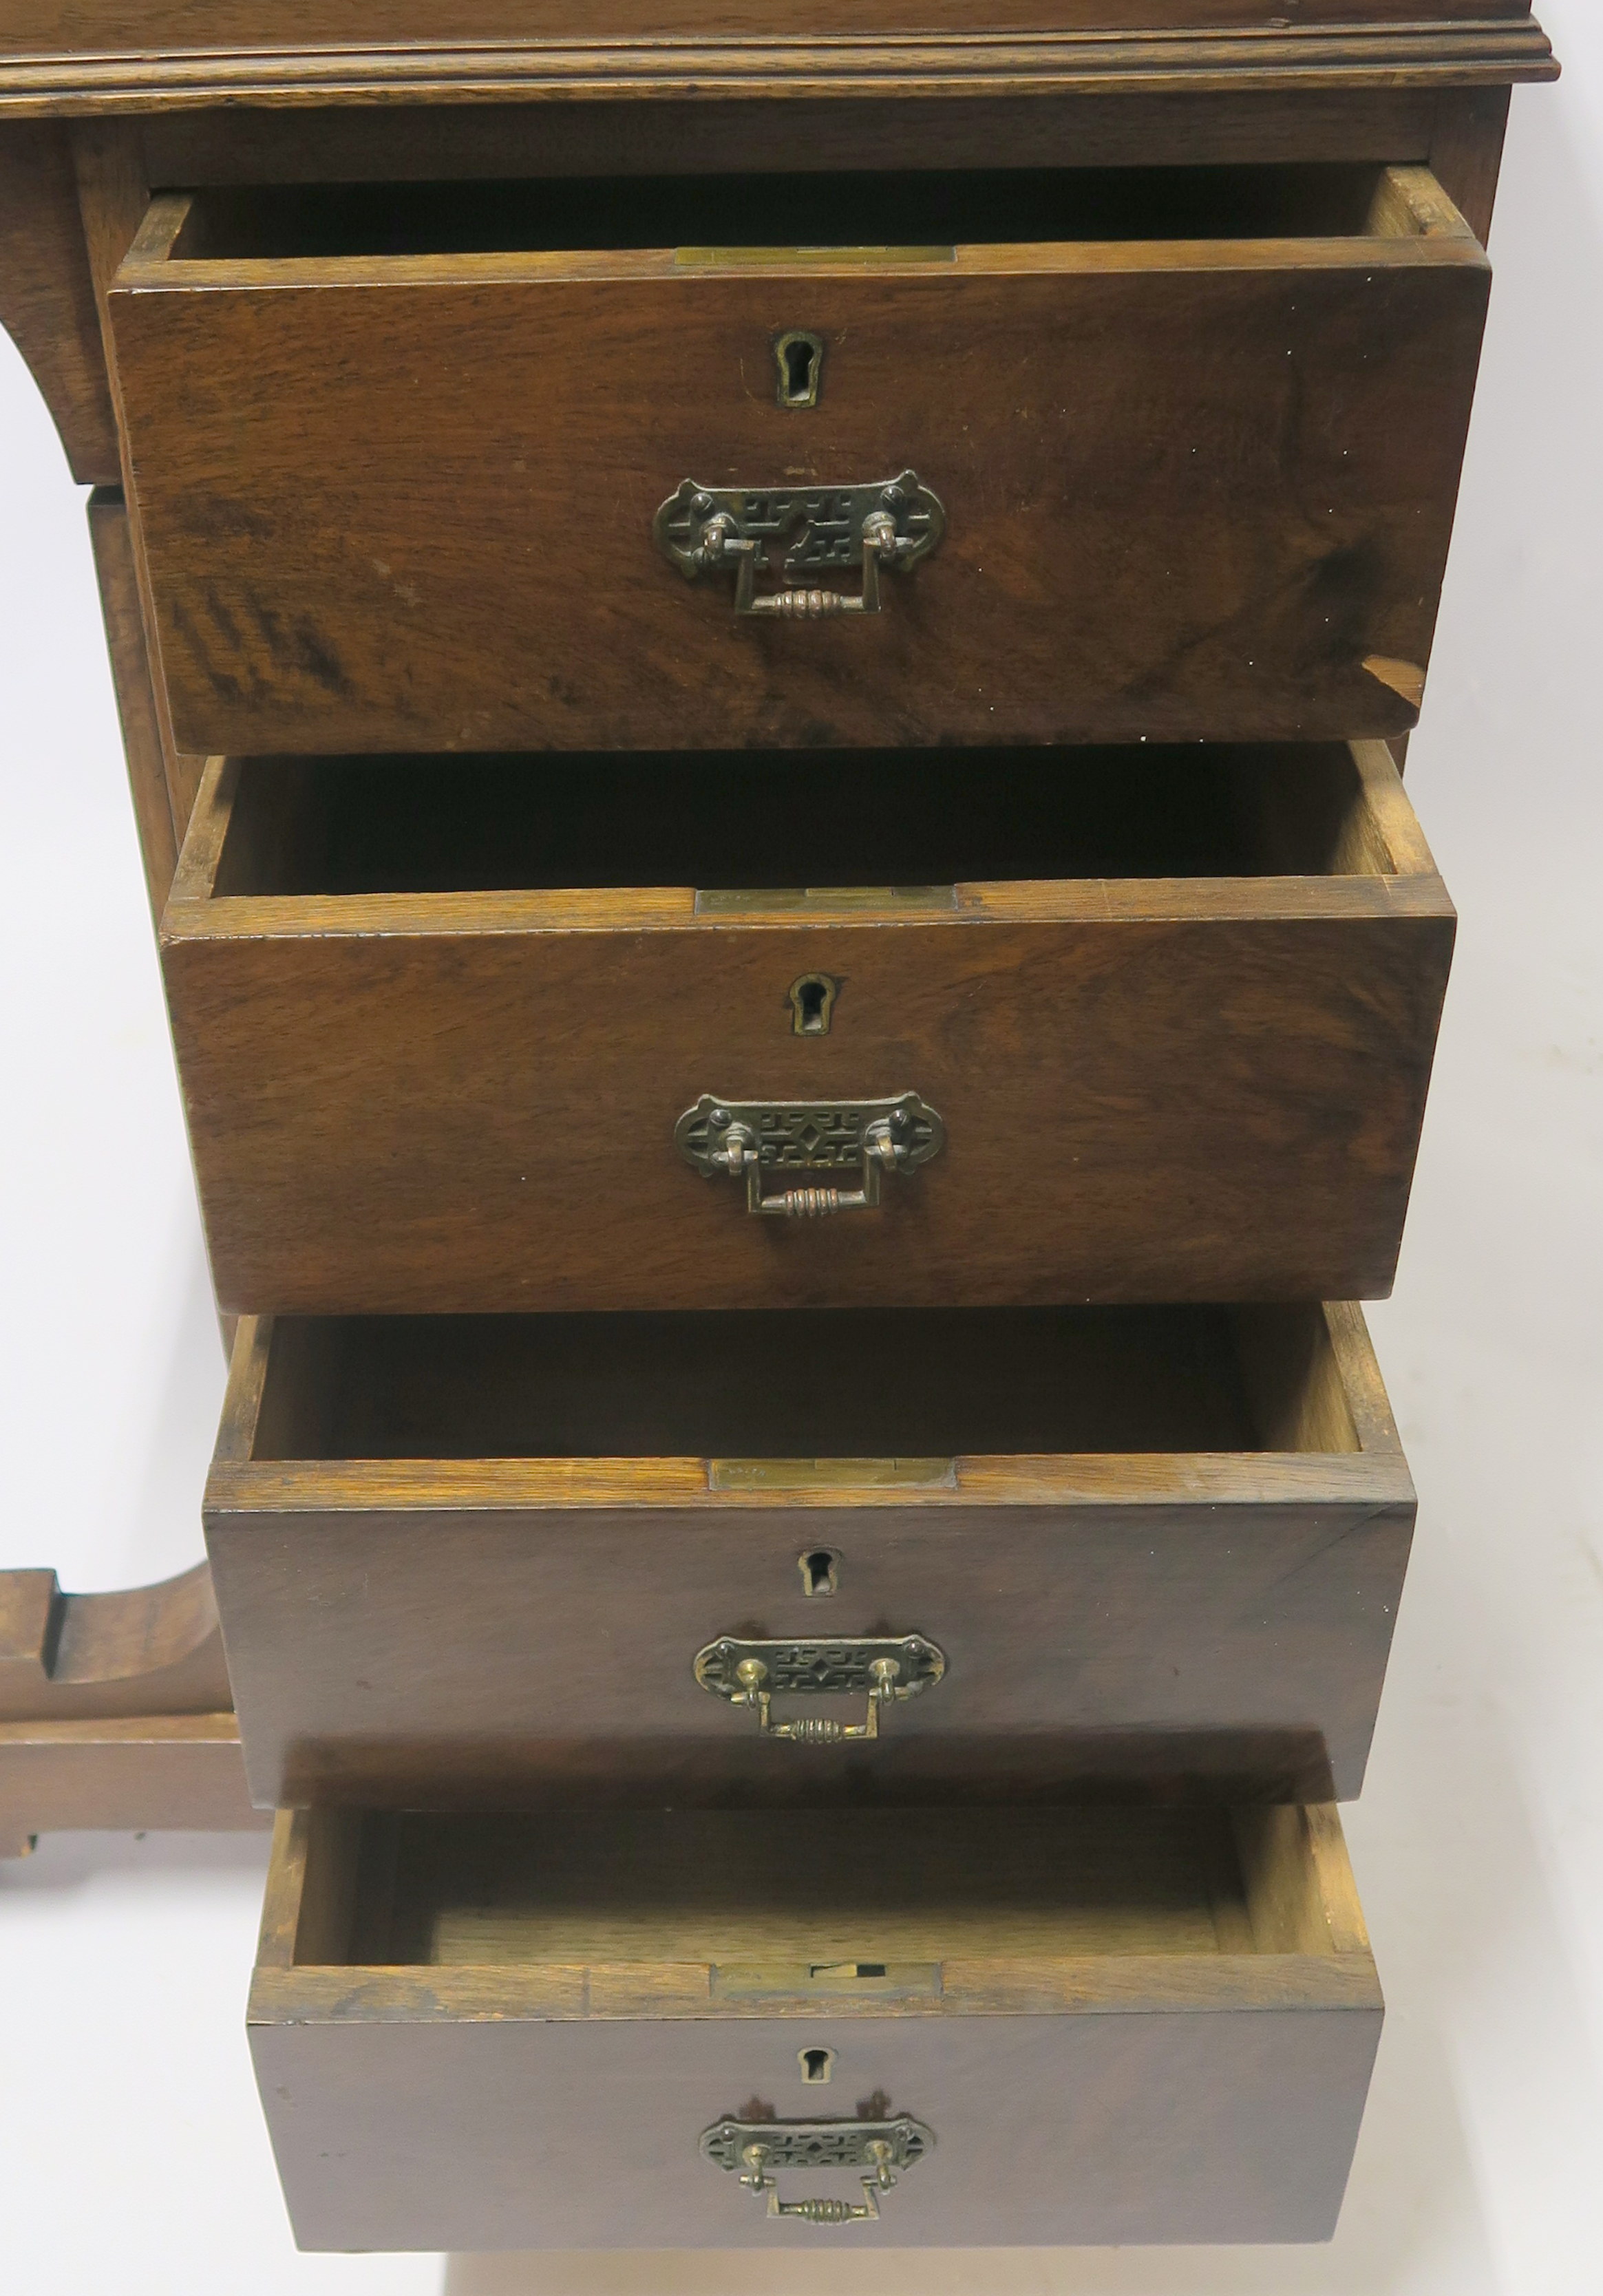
<box><xmin>163</xmin><ymin>761</ymin><xmax>1454</xmax><ymax>1317</ymax></box>
<box><xmin>253</xmin><ymin>2005</ymin><xmax>1379</xmax><ymax>2251</ymax></box>
<box><xmin>212</xmin><ymin>1491</ymin><xmax>1411</xmax><ymax>1810</ymax></box>
<box><xmin>110</xmin><ymin>179</ymin><xmax>1488</xmax><ymax>756</ymax></box>
<box><xmin>250</xmin><ymin>1803</ymin><xmax>1382</xmax><ymax>2251</ymax></box>
<box><xmin>206</xmin><ymin>1304</ymin><xmax>1414</xmax><ymax>1809</ymax></box>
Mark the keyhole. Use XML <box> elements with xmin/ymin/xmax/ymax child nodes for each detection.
<box><xmin>796</xmin><ymin>979</ymin><xmax>828</xmax><ymax>1030</ymax></box>
<box><xmin>789</xmin><ymin>972</ymin><xmax>838</xmax><ymax>1037</ymax></box>
<box><xmin>798</xmin><ymin>1548</ymin><xmax>840</xmax><ymax>1599</ymax></box>
<box><xmin>774</xmin><ymin>330</ymin><xmax>824</xmax><ymax>410</ymax></box>
<box><xmin>798</xmin><ymin>2047</ymin><xmax>835</xmax><ymax>2085</ymax></box>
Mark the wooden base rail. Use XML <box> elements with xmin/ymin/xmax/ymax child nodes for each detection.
<box><xmin>0</xmin><ymin>1562</ymin><xmax>262</xmax><ymax>1858</ymax></box>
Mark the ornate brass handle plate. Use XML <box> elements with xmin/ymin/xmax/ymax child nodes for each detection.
<box><xmin>694</xmin><ymin>1634</ymin><xmax>946</xmax><ymax>1744</ymax></box>
<box><xmin>653</xmin><ymin>471</ymin><xmax>945</xmax><ymax>618</ymax></box>
<box><xmin>675</xmin><ymin>1093</ymin><xmax>944</xmax><ymax>1219</ymax></box>
<box><xmin>702</xmin><ymin>2114</ymin><xmax>935</xmax><ymax>2224</ymax></box>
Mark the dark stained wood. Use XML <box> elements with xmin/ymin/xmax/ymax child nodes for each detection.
<box><xmin>0</xmin><ymin>0</ymin><xmax>1551</xmax><ymax>48</ymax></box>
<box><xmin>248</xmin><ymin>1799</ymin><xmax>1381</xmax><ymax>2249</ymax></box>
<box><xmin>137</xmin><ymin>90</ymin><xmax>1441</xmax><ymax>189</ymax></box>
<box><xmin>87</xmin><ymin>489</ymin><xmax>206</xmax><ymax>873</ymax></box>
<box><xmin>0</xmin><ymin>1555</ymin><xmax>255</xmax><ymax>1856</ymax></box>
<box><xmin>70</xmin><ymin>116</ymin><xmax>150</xmax><ymax>379</ymax></box>
<box><xmin>75</xmin><ymin>130</ymin><xmax>211</xmax><ymax>833</ymax></box>
<box><xmin>0</xmin><ymin>19</ymin><xmax>1562</xmax><ymax>119</ymax></box>
<box><xmin>72</xmin><ymin>117</ymin><xmax>213</xmax><ymax>829</ymax></box>
<box><xmin>109</xmin><ymin>167</ymin><xmax>1490</xmax><ymax>756</ymax></box>
<box><xmin>0</xmin><ymin>1713</ymin><xmax>262</xmax><ymax>1858</ymax></box>
<box><xmin>1429</xmin><ymin>83</ymin><xmax>1512</xmax><ymax>246</ymax></box>
<box><xmin>87</xmin><ymin>485</ymin><xmax>178</xmax><ymax>912</ymax></box>
<box><xmin>162</xmin><ymin>740</ymin><xmax>1454</xmax><ymax>1314</ymax></box>
<box><xmin>0</xmin><ymin>121</ymin><xmax>117</xmax><ymax>480</ymax></box>
<box><xmin>205</xmin><ymin>1300</ymin><xmax>1413</xmax><ymax>1809</ymax></box>
<box><xmin>0</xmin><ymin>1560</ymin><xmax>231</xmax><ymax>1722</ymax></box>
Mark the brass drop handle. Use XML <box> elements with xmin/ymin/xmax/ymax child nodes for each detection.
<box><xmin>714</xmin><ymin>1114</ymin><xmax>898</xmax><ymax>1216</ymax></box>
<box><xmin>654</xmin><ymin>471</ymin><xmax>946</xmax><ymax>618</ymax></box>
<box><xmin>741</xmin><ymin>2136</ymin><xmax>895</xmax><ymax>2222</ymax></box>
<box><xmin>697</xmin><ymin>508</ymin><xmax>909</xmax><ymax>619</ymax></box>
<box><xmin>702</xmin><ymin>2114</ymin><xmax>934</xmax><ymax>2225</ymax></box>
<box><xmin>694</xmin><ymin>1634</ymin><xmax>946</xmax><ymax>1743</ymax></box>
<box><xmin>738</xmin><ymin>1650</ymin><xmax>898</xmax><ymax>1743</ymax></box>
<box><xmin>676</xmin><ymin>1094</ymin><xmax>944</xmax><ymax>1219</ymax></box>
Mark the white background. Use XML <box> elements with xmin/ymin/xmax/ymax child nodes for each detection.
<box><xmin>1</xmin><ymin>19</ymin><xmax>1600</xmax><ymax>2290</ymax></box>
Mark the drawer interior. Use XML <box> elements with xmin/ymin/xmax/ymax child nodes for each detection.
<box><xmin>167</xmin><ymin>164</ymin><xmax>1450</xmax><ymax>262</ymax></box>
<box><xmin>209</xmin><ymin>742</ymin><xmax>1407</xmax><ymax>900</ymax></box>
<box><xmin>248</xmin><ymin>1303</ymin><xmax>1359</xmax><ymax>1461</ymax></box>
<box><xmin>287</xmin><ymin>1803</ymin><xmax>1363</xmax><ymax>1973</ymax></box>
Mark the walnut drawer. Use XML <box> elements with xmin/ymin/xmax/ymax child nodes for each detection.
<box><xmin>206</xmin><ymin>1299</ymin><xmax>1412</xmax><ymax>1810</ymax></box>
<box><xmin>161</xmin><ymin>737</ymin><xmax>1453</xmax><ymax>1315</ymax></box>
<box><xmin>108</xmin><ymin>162</ymin><xmax>1487</xmax><ymax>756</ymax></box>
<box><xmin>250</xmin><ymin>1798</ymin><xmax>1381</xmax><ymax>2250</ymax></box>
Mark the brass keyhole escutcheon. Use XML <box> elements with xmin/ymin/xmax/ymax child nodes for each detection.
<box><xmin>789</xmin><ymin>973</ymin><xmax>838</xmax><ymax>1037</ymax></box>
<box><xmin>798</xmin><ymin>1547</ymin><xmax>840</xmax><ymax>1598</ymax></box>
<box><xmin>774</xmin><ymin>330</ymin><xmax>824</xmax><ymax>408</ymax></box>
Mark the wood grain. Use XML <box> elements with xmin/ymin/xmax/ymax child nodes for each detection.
<box><xmin>86</xmin><ymin>485</ymin><xmax>180</xmax><ymax>911</ymax></box>
<box><xmin>0</xmin><ymin>22</ymin><xmax>1561</xmax><ymax>119</ymax></box>
<box><xmin>246</xmin><ymin>1800</ymin><xmax>1381</xmax><ymax>2248</ymax></box>
<box><xmin>137</xmin><ymin>91</ymin><xmax>1441</xmax><ymax>193</ymax></box>
<box><xmin>204</xmin><ymin>1301</ymin><xmax>1413</xmax><ymax>1809</ymax></box>
<box><xmin>73</xmin><ymin>119</ymin><xmax>213</xmax><ymax>839</ymax></box>
<box><xmin>0</xmin><ymin>1549</ymin><xmax>254</xmax><ymax>1858</ymax></box>
<box><xmin>0</xmin><ymin>1560</ymin><xmax>231</xmax><ymax>1722</ymax></box>
<box><xmin>0</xmin><ymin>120</ymin><xmax>117</xmax><ymax>480</ymax></box>
<box><xmin>410</xmin><ymin>1807</ymin><xmax>1231</xmax><ymax>1966</ymax></box>
<box><xmin>162</xmin><ymin>740</ymin><xmax>1454</xmax><ymax>1314</ymax></box>
<box><xmin>0</xmin><ymin>1712</ymin><xmax>262</xmax><ymax>1858</ymax></box>
<box><xmin>112</xmin><ymin>169</ymin><xmax>1487</xmax><ymax>756</ymax></box>
<box><xmin>0</xmin><ymin>0</ymin><xmax>1551</xmax><ymax>52</ymax></box>
<box><xmin>1429</xmin><ymin>83</ymin><xmax>1512</xmax><ymax>245</ymax></box>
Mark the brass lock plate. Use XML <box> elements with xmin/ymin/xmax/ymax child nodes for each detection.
<box><xmin>653</xmin><ymin>471</ymin><xmax>945</xmax><ymax>617</ymax></box>
<box><xmin>695</xmin><ymin>1635</ymin><xmax>946</xmax><ymax>1704</ymax></box>
<box><xmin>712</xmin><ymin>1963</ymin><xmax>940</xmax><ymax>2000</ymax></box>
<box><xmin>678</xmin><ymin>1095</ymin><xmax>943</xmax><ymax>1178</ymax></box>
<box><xmin>701</xmin><ymin>2117</ymin><xmax>934</xmax><ymax>2178</ymax></box>
<box><xmin>676</xmin><ymin>1094</ymin><xmax>944</xmax><ymax>1219</ymax></box>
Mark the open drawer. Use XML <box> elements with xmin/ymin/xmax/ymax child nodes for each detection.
<box><xmin>207</xmin><ymin>1299</ymin><xmax>1413</xmax><ymax>1811</ymax></box>
<box><xmin>162</xmin><ymin>736</ymin><xmax>1453</xmax><ymax>1315</ymax></box>
<box><xmin>109</xmin><ymin>162</ymin><xmax>1489</xmax><ymax>755</ymax></box>
<box><xmin>251</xmin><ymin>1798</ymin><xmax>1381</xmax><ymax>2249</ymax></box>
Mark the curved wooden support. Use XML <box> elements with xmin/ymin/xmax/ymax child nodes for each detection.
<box><xmin>0</xmin><ymin>1561</ymin><xmax>259</xmax><ymax>1854</ymax></box>
<box><xmin>0</xmin><ymin>119</ymin><xmax>118</xmax><ymax>482</ymax></box>
<box><xmin>0</xmin><ymin>1559</ymin><xmax>232</xmax><ymax>1721</ymax></box>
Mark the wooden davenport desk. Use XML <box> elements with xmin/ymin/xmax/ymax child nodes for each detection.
<box><xmin>0</xmin><ymin>3</ymin><xmax>1556</xmax><ymax>2255</ymax></box>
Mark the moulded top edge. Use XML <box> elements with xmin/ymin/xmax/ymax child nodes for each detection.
<box><xmin>0</xmin><ymin>21</ymin><xmax>1560</xmax><ymax>116</ymax></box>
